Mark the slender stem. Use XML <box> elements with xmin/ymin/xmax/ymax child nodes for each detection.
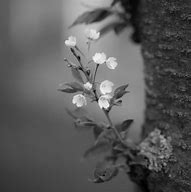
<box><xmin>87</xmin><ymin>41</ymin><xmax>91</xmax><ymax>53</ymax></box>
<box><xmin>70</xmin><ymin>48</ymin><xmax>90</xmax><ymax>81</ymax></box>
<box><xmin>70</xmin><ymin>48</ymin><xmax>83</xmax><ymax>67</ymax></box>
<box><xmin>75</xmin><ymin>46</ymin><xmax>86</xmax><ymax>58</ymax></box>
<box><xmin>89</xmin><ymin>63</ymin><xmax>124</xmax><ymax>144</ymax></box>
<box><xmin>102</xmin><ymin>109</ymin><xmax>124</xmax><ymax>144</ymax></box>
<box><xmin>91</xmin><ymin>64</ymin><xmax>99</xmax><ymax>101</ymax></box>
<box><xmin>86</xmin><ymin>41</ymin><xmax>92</xmax><ymax>66</ymax></box>
<box><xmin>93</xmin><ymin>64</ymin><xmax>99</xmax><ymax>84</ymax></box>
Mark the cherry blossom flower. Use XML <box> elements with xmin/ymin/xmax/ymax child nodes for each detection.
<box><xmin>85</xmin><ymin>28</ymin><xmax>100</xmax><ymax>40</ymax></box>
<box><xmin>72</xmin><ymin>94</ymin><xmax>87</xmax><ymax>107</ymax></box>
<box><xmin>98</xmin><ymin>94</ymin><xmax>112</xmax><ymax>109</ymax></box>
<box><xmin>100</xmin><ymin>80</ymin><xmax>114</xmax><ymax>95</ymax></box>
<box><xmin>92</xmin><ymin>52</ymin><xmax>107</xmax><ymax>64</ymax></box>
<box><xmin>106</xmin><ymin>57</ymin><xmax>118</xmax><ymax>69</ymax></box>
<box><xmin>65</xmin><ymin>36</ymin><xmax>77</xmax><ymax>47</ymax></box>
<box><xmin>84</xmin><ymin>82</ymin><xmax>93</xmax><ymax>90</ymax></box>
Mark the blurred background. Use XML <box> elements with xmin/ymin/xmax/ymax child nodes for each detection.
<box><xmin>0</xmin><ymin>0</ymin><xmax>144</xmax><ymax>191</ymax></box>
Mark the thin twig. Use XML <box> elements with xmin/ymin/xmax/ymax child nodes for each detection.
<box><xmin>70</xmin><ymin>48</ymin><xmax>90</xmax><ymax>81</ymax></box>
<box><xmin>102</xmin><ymin>109</ymin><xmax>125</xmax><ymax>144</ymax></box>
<box><xmin>93</xmin><ymin>64</ymin><xmax>99</xmax><ymax>85</ymax></box>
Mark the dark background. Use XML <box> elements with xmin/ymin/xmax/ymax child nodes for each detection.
<box><xmin>0</xmin><ymin>0</ymin><xmax>144</xmax><ymax>191</ymax></box>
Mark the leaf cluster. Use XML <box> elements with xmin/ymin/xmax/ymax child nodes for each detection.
<box><xmin>70</xmin><ymin>2</ymin><xmax>130</xmax><ymax>37</ymax></box>
<box><xmin>65</xmin><ymin>107</ymin><xmax>140</xmax><ymax>183</ymax></box>
<box><xmin>70</xmin><ymin>0</ymin><xmax>141</xmax><ymax>42</ymax></box>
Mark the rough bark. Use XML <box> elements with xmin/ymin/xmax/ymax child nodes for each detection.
<box><xmin>137</xmin><ymin>0</ymin><xmax>191</xmax><ymax>191</ymax></box>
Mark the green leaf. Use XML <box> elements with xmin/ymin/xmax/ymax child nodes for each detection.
<box><xmin>99</xmin><ymin>22</ymin><xmax>121</xmax><ymax>36</ymax></box>
<box><xmin>66</xmin><ymin>108</ymin><xmax>96</xmax><ymax>130</ymax></box>
<box><xmin>111</xmin><ymin>0</ymin><xmax>121</xmax><ymax>6</ymax></box>
<box><xmin>70</xmin><ymin>9</ymin><xmax>112</xmax><ymax>27</ymax></box>
<box><xmin>65</xmin><ymin>108</ymin><xmax>88</xmax><ymax>119</ymax></box>
<box><xmin>120</xmin><ymin>119</ymin><xmax>134</xmax><ymax>132</ymax></box>
<box><xmin>114</xmin><ymin>22</ymin><xmax>128</xmax><ymax>35</ymax></box>
<box><xmin>71</xmin><ymin>68</ymin><xmax>84</xmax><ymax>83</ymax></box>
<box><xmin>99</xmin><ymin>22</ymin><xmax>128</xmax><ymax>37</ymax></box>
<box><xmin>93</xmin><ymin>124</ymin><xmax>105</xmax><ymax>139</ymax></box>
<box><xmin>58</xmin><ymin>87</ymin><xmax>77</xmax><ymax>93</ymax></box>
<box><xmin>92</xmin><ymin>166</ymin><xmax>119</xmax><ymax>183</ymax></box>
<box><xmin>75</xmin><ymin>119</ymin><xmax>96</xmax><ymax>127</ymax></box>
<box><xmin>95</xmin><ymin>129</ymin><xmax>115</xmax><ymax>145</ymax></box>
<box><xmin>65</xmin><ymin>108</ymin><xmax>78</xmax><ymax>119</ymax></box>
<box><xmin>112</xmin><ymin>99</ymin><xmax>122</xmax><ymax>106</ymax></box>
<box><xmin>74</xmin><ymin>117</ymin><xmax>96</xmax><ymax>130</ymax></box>
<box><xmin>116</xmin><ymin>119</ymin><xmax>133</xmax><ymax>141</ymax></box>
<box><xmin>74</xmin><ymin>107</ymin><xmax>89</xmax><ymax>117</ymax></box>
<box><xmin>59</xmin><ymin>82</ymin><xmax>83</xmax><ymax>94</ymax></box>
<box><xmin>83</xmin><ymin>141</ymin><xmax>111</xmax><ymax>159</ymax></box>
<box><xmin>113</xmin><ymin>84</ymin><xmax>129</xmax><ymax>100</ymax></box>
<box><xmin>113</xmin><ymin>142</ymin><xmax>127</xmax><ymax>152</ymax></box>
<box><xmin>65</xmin><ymin>82</ymin><xmax>84</xmax><ymax>91</ymax></box>
<box><xmin>129</xmin><ymin>155</ymin><xmax>148</xmax><ymax>167</ymax></box>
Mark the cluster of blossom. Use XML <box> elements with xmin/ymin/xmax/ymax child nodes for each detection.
<box><xmin>62</xmin><ymin>28</ymin><xmax>172</xmax><ymax>179</ymax></box>
<box><xmin>64</xmin><ymin>29</ymin><xmax>119</xmax><ymax>110</ymax></box>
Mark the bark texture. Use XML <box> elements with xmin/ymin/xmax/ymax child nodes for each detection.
<box><xmin>138</xmin><ymin>0</ymin><xmax>191</xmax><ymax>191</ymax></box>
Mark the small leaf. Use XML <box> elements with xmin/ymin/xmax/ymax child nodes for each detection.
<box><xmin>99</xmin><ymin>22</ymin><xmax>129</xmax><ymax>37</ymax></box>
<box><xmin>112</xmin><ymin>99</ymin><xmax>122</xmax><ymax>106</ymax></box>
<box><xmin>113</xmin><ymin>84</ymin><xmax>129</xmax><ymax>100</ymax></box>
<box><xmin>123</xmin><ymin>138</ymin><xmax>137</xmax><ymax>151</ymax></box>
<box><xmin>66</xmin><ymin>108</ymin><xmax>89</xmax><ymax>119</ymax></box>
<box><xmin>120</xmin><ymin>119</ymin><xmax>134</xmax><ymax>132</ymax></box>
<box><xmin>95</xmin><ymin>129</ymin><xmax>115</xmax><ymax>145</ymax></box>
<box><xmin>71</xmin><ymin>68</ymin><xmax>84</xmax><ymax>83</ymax></box>
<box><xmin>65</xmin><ymin>108</ymin><xmax>78</xmax><ymax>119</ymax></box>
<box><xmin>89</xmin><ymin>72</ymin><xmax>94</xmax><ymax>84</ymax></box>
<box><xmin>74</xmin><ymin>117</ymin><xmax>96</xmax><ymax>130</ymax></box>
<box><xmin>129</xmin><ymin>155</ymin><xmax>148</xmax><ymax>167</ymax></box>
<box><xmin>83</xmin><ymin>141</ymin><xmax>111</xmax><ymax>159</ymax></box>
<box><xmin>65</xmin><ymin>82</ymin><xmax>84</xmax><ymax>91</ymax></box>
<box><xmin>113</xmin><ymin>142</ymin><xmax>128</xmax><ymax>152</ymax></box>
<box><xmin>93</xmin><ymin>124</ymin><xmax>105</xmax><ymax>139</ymax></box>
<box><xmin>111</xmin><ymin>0</ymin><xmax>121</xmax><ymax>6</ymax></box>
<box><xmin>58</xmin><ymin>87</ymin><xmax>77</xmax><ymax>93</ymax></box>
<box><xmin>114</xmin><ymin>22</ymin><xmax>128</xmax><ymax>35</ymax></box>
<box><xmin>92</xmin><ymin>166</ymin><xmax>119</xmax><ymax>183</ymax></box>
<box><xmin>70</xmin><ymin>9</ymin><xmax>112</xmax><ymax>27</ymax></box>
<box><xmin>118</xmin><ymin>120</ymin><xmax>134</xmax><ymax>144</ymax></box>
<box><xmin>75</xmin><ymin>119</ymin><xmax>96</xmax><ymax>127</ymax></box>
<box><xmin>74</xmin><ymin>107</ymin><xmax>89</xmax><ymax>117</ymax></box>
<box><xmin>99</xmin><ymin>22</ymin><xmax>121</xmax><ymax>36</ymax></box>
<box><xmin>58</xmin><ymin>82</ymin><xmax>83</xmax><ymax>94</ymax></box>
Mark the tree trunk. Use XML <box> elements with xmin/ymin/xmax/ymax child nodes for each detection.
<box><xmin>137</xmin><ymin>0</ymin><xmax>191</xmax><ymax>191</ymax></box>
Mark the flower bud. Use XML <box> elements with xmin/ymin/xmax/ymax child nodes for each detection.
<box><xmin>85</xmin><ymin>28</ymin><xmax>100</xmax><ymax>40</ymax></box>
<box><xmin>65</xmin><ymin>36</ymin><xmax>77</xmax><ymax>47</ymax></box>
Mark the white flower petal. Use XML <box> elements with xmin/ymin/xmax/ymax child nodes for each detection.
<box><xmin>84</xmin><ymin>82</ymin><xmax>93</xmax><ymax>90</ymax></box>
<box><xmin>98</xmin><ymin>94</ymin><xmax>112</xmax><ymax>109</ymax></box>
<box><xmin>85</xmin><ymin>29</ymin><xmax>100</xmax><ymax>40</ymax></box>
<box><xmin>106</xmin><ymin>57</ymin><xmax>118</xmax><ymax>69</ymax></box>
<box><xmin>65</xmin><ymin>36</ymin><xmax>77</xmax><ymax>47</ymax></box>
<box><xmin>100</xmin><ymin>80</ymin><xmax>114</xmax><ymax>95</ymax></box>
<box><xmin>92</xmin><ymin>52</ymin><xmax>107</xmax><ymax>64</ymax></box>
<box><xmin>72</xmin><ymin>94</ymin><xmax>87</xmax><ymax>107</ymax></box>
